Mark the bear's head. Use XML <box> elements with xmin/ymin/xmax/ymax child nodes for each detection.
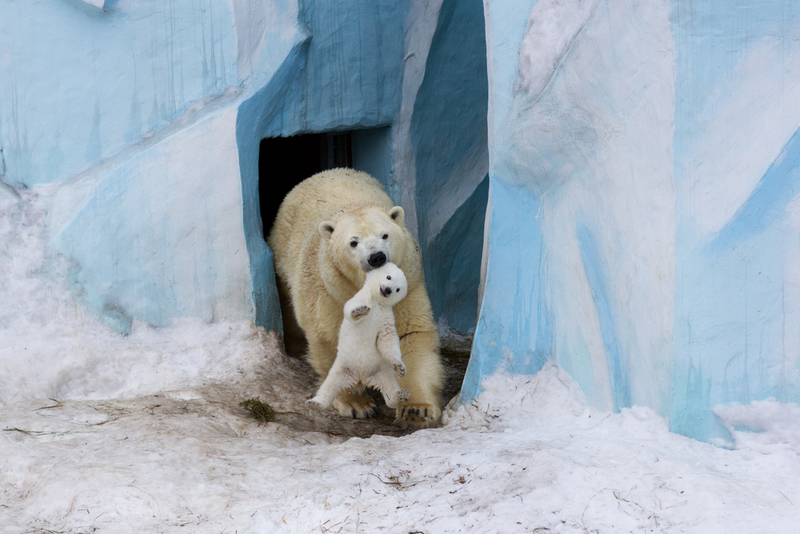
<box><xmin>318</xmin><ymin>205</ymin><xmax>408</xmax><ymax>275</ymax></box>
<box><xmin>366</xmin><ymin>262</ymin><xmax>408</xmax><ymax>307</ymax></box>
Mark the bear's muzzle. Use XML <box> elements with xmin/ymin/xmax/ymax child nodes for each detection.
<box><xmin>367</xmin><ymin>251</ymin><xmax>387</xmax><ymax>269</ymax></box>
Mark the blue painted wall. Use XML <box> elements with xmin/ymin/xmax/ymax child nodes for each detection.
<box><xmin>7</xmin><ymin>0</ymin><xmax>797</xmax><ymax>445</ymax></box>
<box><xmin>1</xmin><ymin>0</ymin><xmax>308</xmax><ymax>332</ymax></box>
<box><xmin>410</xmin><ymin>0</ymin><xmax>489</xmax><ymax>334</ymax></box>
<box><xmin>235</xmin><ymin>0</ymin><xmax>409</xmax><ymax>330</ymax></box>
<box><xmin>466</xmin><ymin>0</ymin><xmax>800</xmax><ymax>444</ymax></box>
<box><xmin>0</xmin><ymin>0</ymin><xmax>238</xmax><ymax>188</ymax></box>
<box><xmin>459</xmin><ymin>178</ymin><xmax>550</xmax><ymax>404</ymax></box>
<box><xmin>671</xmin><ymin>0</ymin><xmax>800</xmax><ymax>442</ymax></box>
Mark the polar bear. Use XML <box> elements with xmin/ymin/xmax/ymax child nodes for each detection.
<box><xmin>307</xmin><ymin>262</ymin><xmax>411</xmax><ymax>411</ymax></box>
<box><xmin>268</xmin><ymin>168</ymin><xmax>444</xmax><ymax>428</ymax></box>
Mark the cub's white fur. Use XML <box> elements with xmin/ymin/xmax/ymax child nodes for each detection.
<box><xmin>308</xmin><ymin>262</ymin><xmax>410</xmax><ymax>410</ymax></box>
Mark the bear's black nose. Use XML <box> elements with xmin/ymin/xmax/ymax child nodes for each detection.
<box><xmin>368</xmin><ymin>252</ymin><xmax>386</xmax><ymax>268</ymax></box>
<box><xmin>381</xmin><ymin>286</ymin><xmax>392</xmax><ymax>297</ymax></box>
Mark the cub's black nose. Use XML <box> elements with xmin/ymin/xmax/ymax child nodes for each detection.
<box><xmin>368</xmin><ymin>251</ymin><xmax>386</xmax><ymax>268</ymax></box>
<box><xmin>380</xmin><ymin>286</ymin><xmax>392</xmax><ymax>297</ymax></box>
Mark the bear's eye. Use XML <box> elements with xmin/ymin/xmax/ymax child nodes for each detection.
<box><xmin>382</xmin><ymin>234</ymin><xmax>388</xmax><ymax>240</ymax></box>
<box><xmin>396</xmin><ymin>288</ymin><xmax>400</xmax><ymax>292</ymax></box>
<box><xmin>386</xmin><ymin>275</ymin><xmax>391</xmax><ymax>280</ymax></box>
<box><xmin>350</xmin><ymin>241</ymin><xmax>358</xmax><ymax>248</ymax></box>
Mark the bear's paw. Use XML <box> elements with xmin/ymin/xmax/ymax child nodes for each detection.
<box><xmin>396</xmin><ymin>402</ymin><xmax>441</xmax><ymax>429</ymax></box>
<box><xmin>393</xmin><ymin>361</ymin><xmax>406</xmax><ymax>378</ymax></box>
<box><xmin>333</xmin><ymin>389</ymin><xmax>378</xmax><ymax>419</ymax></box>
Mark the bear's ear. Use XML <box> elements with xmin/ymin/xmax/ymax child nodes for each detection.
<box><xmin>388</xmin><ymin>206</ymin><xmax>404</xmax><ymax>226</ymax></box>
<box><xmin>318</xmin><ymin>221</ymin><xmax>335</xmax><ymax>238</ymax></box>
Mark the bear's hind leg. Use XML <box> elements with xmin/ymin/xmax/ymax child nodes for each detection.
<box><xmin>332</xmin><ymin>387</ymin><xmax>378</xmax><ymax>419</ymax></box>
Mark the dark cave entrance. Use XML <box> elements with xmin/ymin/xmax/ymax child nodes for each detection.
<box><xmin>257</xmin><ymin>127</ymin><xmax>393</xmax><ymax>358</ymax></box>
<box><xmin>258</xmin><ymin>132</ymin><xmax>354</xmax><ymax>241</ymax></box>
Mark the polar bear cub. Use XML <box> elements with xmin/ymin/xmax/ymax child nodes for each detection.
<box><xmin>308</xmin><ymin>262</ymin><xmax>411</xmax><ymax>411</ymax></box>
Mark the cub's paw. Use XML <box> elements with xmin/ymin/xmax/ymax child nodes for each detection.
<box><xmin>306</xmin><ymin>397</ymin><xmax>326</xmax><ymax>410</ymax></box>
<box><xmin>395</xmin><ymin>402</ymin><xmax>442</xmax><ymax>429</ymax></box>
<box><xmin>393</xmin><ymin>362</ymin><xmax>406</xmax><ymax>378</ymax></box>
<box><xmin>350</xmin><ymin>305</ymin><xmax>370</xmax><ymax>319</ymax></box>
<box><xmin>333</xmin><ymin>389</ymin><xmax>378</xmax><ymax>419</ymax></box>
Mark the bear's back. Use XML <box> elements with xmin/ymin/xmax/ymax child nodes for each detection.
<box><xmin>274</xmin><ymin>169</ymin><xmax>392</xmax><ymax>234</ymax></box>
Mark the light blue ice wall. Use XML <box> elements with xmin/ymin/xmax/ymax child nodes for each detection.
<box><xmin>2</xmin><ymin>0</ymin><xmax>305</xmax><ymax>332</ymax></box>
<box><xmin>463</xmin><ymin>0</ymin><xmax>675</xmax><ymax>413</ymax></box>
<box><xmin>235</xmin><ymin>0</ymin><xmax>408</xmax><ymax>329</ymax></box>
<box><xmin>465</xmin><ymin>0</ymin><xmax>800</xmax><ymax>443</ymax></box>
<box><xmin>671</xmin><ymin>0</ymin><xmax>800</xmax><ymax>443</ymax></box>
<box><xmin>0</xmin><ymin>0</ymin><xmax>238</xmax><ymax>187</ymax></box>
<box><xmin>410</xmin><ymin>0</ymin><xmax>489</xmax><ymax>334</ymax></box>
<box><xmin>236</xmin><ymin>0</ymin><xmax>407</xmax><ymax>141</ymax></box>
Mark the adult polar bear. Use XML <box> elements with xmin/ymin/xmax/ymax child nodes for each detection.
<box><xmin>268</xmin><ymin>168</ymin><xmax>444</xmax><ymax>428</ymax></box>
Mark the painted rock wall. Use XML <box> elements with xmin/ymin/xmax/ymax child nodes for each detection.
<box><xmin>0</xmin><ymin>0</ymin><xmax>486</xmax><ymax>341</ymax></box>
<box><xmin>464</xmin><ymin>0</ymin><xmax>800</xmax><ymax>444</ymax></box>
<box><xmin>1</xmin><ymin>0</ymin><xmax>305</xmax><ymax>333</ymax></box>
<box><xmin>411</xmin><ymin>0</ymin><xmax>489</xmax><ymax>335</ymax></box>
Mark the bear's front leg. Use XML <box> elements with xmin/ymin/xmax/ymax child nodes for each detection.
<box><xmin>395</xmin><ymin>329</ymin><xmax>444</xmax><ymax>429</ymax></box>
<box><xmin>349</xmin><ymin>305</ymin><xmax>370</xmax><ymax>320</ymax></box>
<box><xmin>344</xmin><ymin>293</ymin><xmax>371</xmax><ymax>322</ymax></box>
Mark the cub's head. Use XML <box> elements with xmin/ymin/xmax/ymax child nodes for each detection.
<box><xmin>318</xmin><ymin>205</ymin><xmax>407</xmax><ymax>274</ymax></box>
<box><xmin>365</xmin><ymin>262</ymin><xmax>408</xmax><ymax>307</ymax></box>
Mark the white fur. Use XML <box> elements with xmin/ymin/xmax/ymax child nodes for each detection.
<box><xmin>308</xmin><ymin>263</ymin><xmax>411</xmax><ymax>410</ymax></box>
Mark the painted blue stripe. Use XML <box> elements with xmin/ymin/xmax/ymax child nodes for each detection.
<box><xmin>711</xmin><ymin>128</ymin><xmax>800</xmax><ymax>251</ymax></box>
<box><xmin>576</xmin><ymin>223</ymin><xmax>630</xmax><ymax>410</ymax></box>
<box><xmin>457</xmin><ymin>178</ymin><xmax>550</xmax><ymax>405</ymax></box>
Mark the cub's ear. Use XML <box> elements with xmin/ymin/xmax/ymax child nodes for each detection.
<box><xmin>318</xmin><ymin>221</ymin><xmax>335</xmax><ymax>238</ymax></box>
<box><xmin>388</xmin><ymin>206</ymin><xmax>404</xmax><ymax>226</ymax></box>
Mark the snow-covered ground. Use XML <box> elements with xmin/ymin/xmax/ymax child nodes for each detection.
<box><xmin>2</xmin><ymin>191</ymin><xmax>799</xmax><ymax>533</ymax></box>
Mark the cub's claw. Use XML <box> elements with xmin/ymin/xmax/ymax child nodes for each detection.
<box><xmin>350</xmin><ymin>305</ymin><xmax>370</xmax><ymax>319</ymax></box>
<box><xmin>393</xmin><ymin>362</ymin><xmax>406</xmax><ymax>377</ymax></box>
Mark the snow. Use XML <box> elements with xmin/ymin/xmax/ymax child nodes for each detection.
<box><xmin>3</xmin><ymin>189</ymin><xmax>800</xmax><ymax>533</ymax></box>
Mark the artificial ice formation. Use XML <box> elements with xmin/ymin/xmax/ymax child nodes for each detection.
<box><xmin>2</xmin><ymin>0</ymin><xmax>799</xmax><ymax>443</ymax></box>
<box><xmin>463</xmin><ymin>0</ymin><xmax>800</xmax><ymax>444</ymax></box>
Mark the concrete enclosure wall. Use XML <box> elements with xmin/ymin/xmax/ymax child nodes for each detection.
<box><xmin>0</xmin><ymin>0</ymin><xmax>486</xmax><ymax>340</ymax></box>
<box><xmin>2</xmin><ymin>0</ymin><xmax>799</xmax><ymax>444</ymax></box>
<box><xmin>461</xmin><ymin>0</ymin><xmax>800</xmax><ymax>445</ymax></box>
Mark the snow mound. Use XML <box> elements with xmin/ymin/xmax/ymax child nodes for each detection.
<box><xmin>715</xmin><ymin>398</ymin><xmax>800</xmax><ymax>455</ymax></box>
